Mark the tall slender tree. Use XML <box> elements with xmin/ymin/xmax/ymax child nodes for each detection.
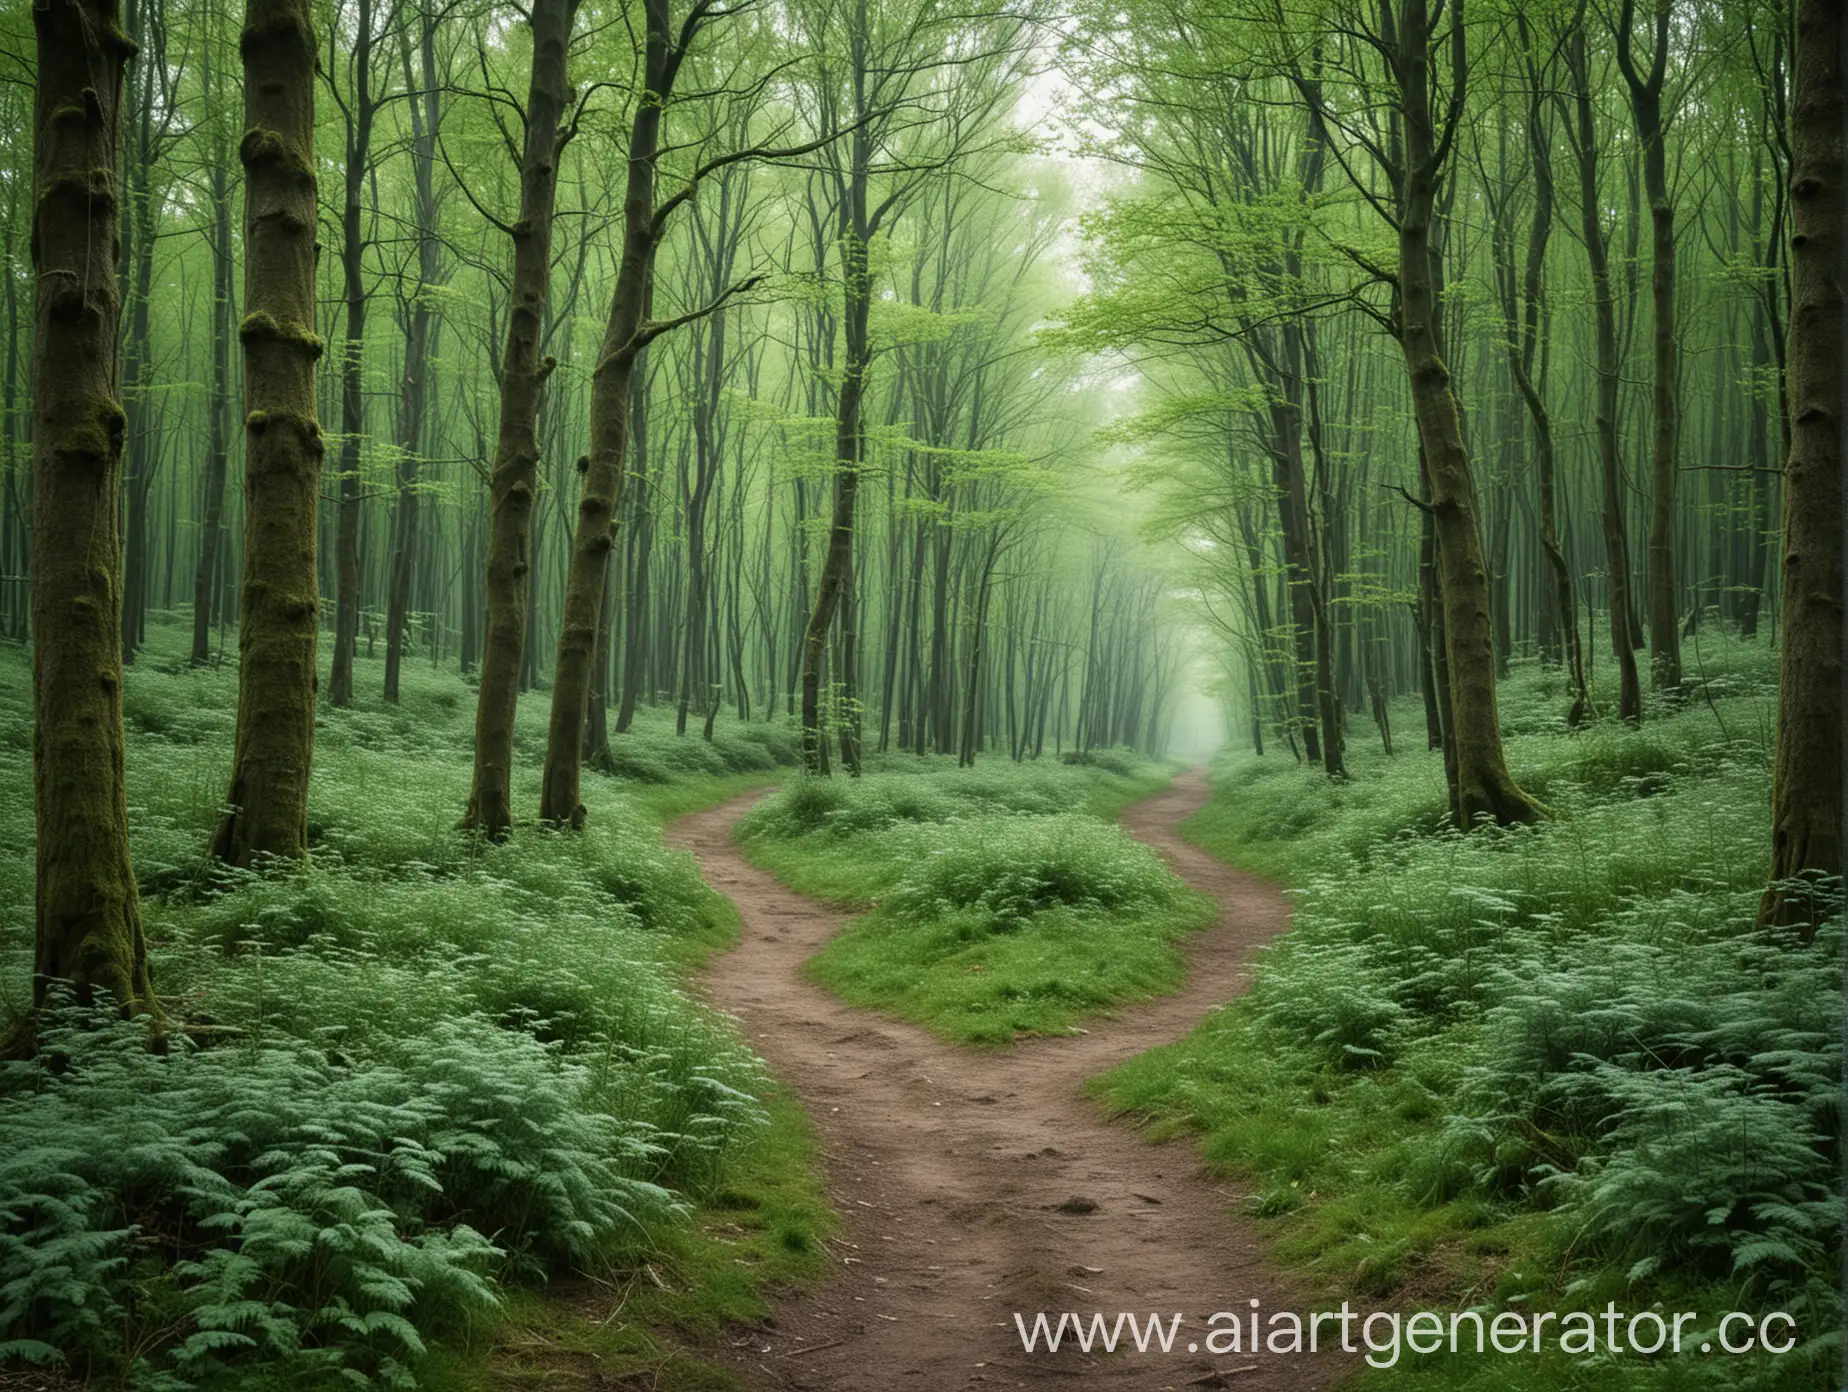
<box><xmin>537</xmin><ymin>0</ymin><xmax>826</xmax><ymax>823</ymax></box>
<box><xmin>1565</xmin><ymin>16</ymin><xmax>1644</xmax><ymax>724</ymax></box>
<box><xmin>118</xmin><ymin>0</ymin><xmax>179</xmax><ymax>666</ymax></box>
<box><xmin>385</xmin><ymin>3</ymin><xmax>443</xmax><ymax>703</ymax></box>
<box><xmin>214</xmin><ymin>0</ymin><xmax>322</xmax><ymax>867</ymax></box>
<box><xmin>540</xmin><ymin>0</ymin><xmax>687</xmax><ymax>825</ymax></box>
<box><xmin>1498</xmin><ymin>23</ymin><xmax>1588</xmax><ymax>725</ymax></box>
<box><xmin>191</xmin><ymin>23</ymin><xmax>237</xmax><ymax>668</ymax></box>
<box><xmin>795</xmin><ymin>0</ymin><xmax>1029</xmax><ymax>774</ymax></box>
<box><xmin>798</xmin><ymin>43</ymin><xmax>872</xmax><ymax>776</ymax></box>
<box><xmin>326</xmin><ymin>0</ymin><xmax>386</xmax><ymax>709</ymax></box>
<box><xmin>464</xmin><ymin>0</ymin><xmax>581</xmax><ymax>839</ymax></box>
<box><xmin>1390</xmin><ymin>0</ymin><xmax>1540</xmax><ymax>826</ymax></box>
<box><xmin>1614</xmin><ymin>0</ymin><xmax>1684</xmax><ymax>694</ymax></box>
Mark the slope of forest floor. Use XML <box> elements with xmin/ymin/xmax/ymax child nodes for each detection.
<box><xmin>1095</xmin><ymin>636</ymin><xmax>1840</xmax><ymax>1391</ymax></box>
<box><xmin>672</xmin><ymin>770</ymin><xmax>1343</xmax><ymax>1390</ymax></box>
<box><xmin>0</xmin><ymin>618</ymin><xmax>842</xmax><ymax>1392</ymax></box>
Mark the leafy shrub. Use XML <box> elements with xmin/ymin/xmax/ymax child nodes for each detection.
<box><xmin>0</xmin><ymin>1001</ymin><xmax>689</xmax><ymax>1387</ymax></box>
<box><xmin>1554</xmin><ymin>1063</ymin><xmax>1838</xmax><ymax>1280</ymax></box>
<box><xmin>735</xmin><ymin>755</ymin><xmax>1162</xmax><ymax>849</ymax></box>
<box><xmin>747</xmin><ymin>776</ymin><xmax>856</xmax><ymax>837</ymax></box>
<box><xmin>1426</xmin><ymin>917</ymin><xmax>1842</xmax><ymax>1274</ymax></box>
<box><xmin>1057</xmin><ymin>745</ymin><xmax>1146</xmax><ymax>777</ymax></box>
<box><xmin>1248</xmin><ymin>939</ymin><xmax>1410</xmax><ymax>1068</ymax></box>
<box><xmin>882</xmin><ymin>814</ymin><xmax>1184</xmax><ymax>929</ymax></box>
<box><xmin>738</xmin><ymin>756</ymin><xmax>1206</xmax><ymax>1042</ymax></box>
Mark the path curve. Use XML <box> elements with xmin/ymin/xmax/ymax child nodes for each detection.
<box><xmin>669</xmin><ymin>769</ymin><xmax>1342</xmax><ymax>1391</ymax></box>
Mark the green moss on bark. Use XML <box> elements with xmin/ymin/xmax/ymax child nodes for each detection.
<box><xmin>27</xmin><ymin>0</ymin><xmax>157</xmax><ymax>1022</ymax></box>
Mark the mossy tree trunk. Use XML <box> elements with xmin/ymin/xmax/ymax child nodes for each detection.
<box><xmin>213</xmin><ymin>0</ymin><xmax>321</xmax><ymax>868</ymax></box>
<box><xmin>1391</xmin><ymin>0</ymin><xmax>1541</xmax><ymax>828</ymax></box>
<box><xmin>1759</xmin><ymin>0</ymin><xmax>1843</xmax><ymax>933</ymax></box>
<box><xmin>28</xmin><ymin>0</ymin><xmax>157</xmax><ymax>1015</ymax></box>
<box><xmin>464</xmin><ymin>0</ymin><xmax>580</xmax><ymax>839</ymax></box>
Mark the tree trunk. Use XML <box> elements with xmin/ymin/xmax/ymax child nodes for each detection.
<box><xmin>615</xmin><ymin>364</ymin><xmax>654</xmax><ymax>734</ymax></box>
<box><xmin>192</xmin><ymin>45</ymin><xmax>234</xmax><ymax>668</ymax></box>
<box><xmin>1235</xmin><ymin>499</ymin><xmax>1293</xmax><ymax>749</ymax></box>
<box><xmin>800</xmin><ymin>115</ymin><xmax>872</xmax><ymax>776</ymax></box>
<box><xmin>27</xmin><ymin>0</ymin><xmax>156</xmax><ymax>1019</ymax></box>
<box><xmin>385</xmin><ymin>10</ymin><xmax>442</xmax><ymax>704</ymax></box>
<box><xmin>328</xmin><ymin>0</ymin><xmax>376</xmax><ymax>710</ymax></box>
<box><xmin>924</xmin><ymin>521</ymin><xmax>952</xmax><ymax>753</ymax></box>
<box><xmin>1740</xmin><ymin>266</ymin><xmax>1775</xmax><ymax>639</ymax></box>
<box><xmin>464</xmin><ymin>0</ymin><xmax>578</xmax><ymax>838</ymax></box>
<box><xmin>1501</xmin><ymin>38</ymin><xmax>1588</xmax><ymax>722</ymax></box>
<box><xmin>213</xmin><ymin>0</ymin><xmax>322</xmax><ymax>867</ymax></box>
<box><xmin>1</xmin><ymin>204</ymin><xmax>24</xmax><ymax>644</ymax></box>
<box><xmin>1267</xmin><ymin>387</ymin><xmax>1325</xmax><ymax>766</ymax></box>
<box><xmin>116</xmin><ymin>0</ymin><xmax>157</xmax><ymax>666</ymax></box>
<box><xmin>118</xmin><ymin>161</ymin><xmax>155</xmax><ymax>665</ymax></box>
<box><xmin>1759</xmin><ymin>0</ymin><xmax>1843</xmax><ymax>932</ymax></box>
<box><xmin>459</xmin><ymin>498</ymin><xmax>479</xmax><ymax>674</ymax></box>
<box><xmin>539</xmin><ymin>0</ymin><xmax>676</xmax><ymax>825</ymax></box>
<box><xmin>1413</xmin><ymin>497</ymin><xmax>1445</xmax><ymax>752</ymax></box>
<box><xmin>959</xmin><ymin>535</ymin><xmax>999</xmax><ymax>767</ymax></box>
<box><xmin>1394</xmin><ymin>0</ymin><xmax>1539</xmax><ymax>828</ymax></box>
<box><xmin>680</xmin><ymin>226</ymin><xmax>733</xmax><ymax>738</ymax></box>
<box><xmin>1568</xmin><ymin>23</ymin><xmax>1643</xmax><ymax>723</ymax></box>
<box><xmin>1616</xmin><ymin>0</ymin><xmax>1684</xmax><ymax>694</ymax></box>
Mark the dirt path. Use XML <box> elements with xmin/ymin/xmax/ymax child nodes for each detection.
<box><xmin>668</xmin><ymin>770</ymin><xmax>1343</xmax><ymax>1391</ymax></box>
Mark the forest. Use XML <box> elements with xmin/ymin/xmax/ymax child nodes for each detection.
<box><xmin>0</xmin><ymin>0</ymin><xmax>1841</xmax><ymax>1384</ymax></box>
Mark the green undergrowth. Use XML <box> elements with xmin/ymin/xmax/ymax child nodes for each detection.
<box><xmin>1095</xmin><ymin>634</ymin><xmax>1841</xmax><ymax>1391</ymax></box>
<box><xmin>735</xmin><ymin>752</ymin><xmax>1216</xmax><ymax>1043</ymax></box>
<box><xmin>417</xmin><ymin>1091</ymin><xmax>829</xmax><ymax>1392</ymax></box>
<box><xmin>0</xmin><ymin>616</ymin><xmax>812</xmax><ymax>1391</ymax></box>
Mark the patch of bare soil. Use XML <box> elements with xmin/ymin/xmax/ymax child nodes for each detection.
<box><xmin>667</xmin><ymin>770</ymin><xmax>1347</xmax><ymax>1391</ymax></box>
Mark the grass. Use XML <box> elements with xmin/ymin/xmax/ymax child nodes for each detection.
<box><xmin>0</xmin><ymin>614</ymin><xmax>815</xmax><ymax>1391</ymax></box>
<box><xmin>1092</xmin><ymin>634</ymin><xmax>1841</xmax><ymax>1391</ymax></box>
<box><xmin>733</xmin><ymin>753</ymin><xmax>1216</xmax><ymax>1043</ymax></box>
